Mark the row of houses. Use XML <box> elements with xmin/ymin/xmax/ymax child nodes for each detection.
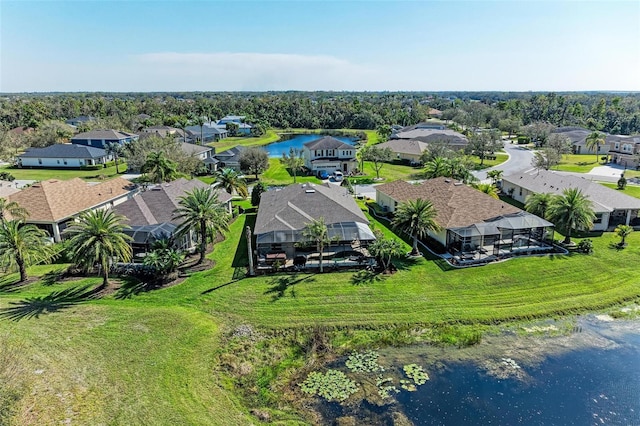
<box><xmin>553</xmin><ymin>126</ymin><xmax>640</xmax><ymax>168</ymax></box>
<box><xmin>4</xmin><ymin>177</ymin><xmax>233</xmax><ymax>256</ymax></box>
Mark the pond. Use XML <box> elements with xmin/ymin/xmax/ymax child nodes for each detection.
<box><xmin>264</xmin><ymin>134</ymin><xmax>357</xmax><ymax>158</ymax></box>
<box><xmin>314</xmin><ymin>317</ymin><xmax>640</xmax><ymax>425</ymax></box>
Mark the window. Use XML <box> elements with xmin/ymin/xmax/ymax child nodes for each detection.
<box><xmin>519</xmin><ymin>187</ymin><xmax>522</xmax><ymax>196</ymax></box>
<box><xmin>615</xmin><ymin>142</ymin><xmax>620</xmax><ymax>150</ymax></box>
<box><xmin>594</xmin><ymin>214</ymin><xmax>603</xmax><ymax>224</ymax></box>
<box><xmin>38</xmin><ymin>158</ymin><xmax>42</xmax><ymax>164</ymax></box>
<box><xmin>63</xmin><ymin>159</ymin><xmax>67</xmax><ymax>165</ymax></box>
<box><xmin>57</xmin><ymin>160</ymin><xmax>60</xmax><ymax>164</ymax></box>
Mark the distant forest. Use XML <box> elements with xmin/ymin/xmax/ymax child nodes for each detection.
<box><xmin>2</xmin><ymin>91</ymin><xmax>640</xmax><ymax>135</ymax></box>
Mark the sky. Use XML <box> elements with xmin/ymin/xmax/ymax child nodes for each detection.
<box><xmin>1</xmin><ymin>0</ymin><xmax>639</xmax><ymax>92</ymax></box>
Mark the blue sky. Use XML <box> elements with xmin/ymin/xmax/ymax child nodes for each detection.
<box><xmin>1</xmin><ymin>1</ymin><xmax>639</xmax><ymax>92</ymax></box>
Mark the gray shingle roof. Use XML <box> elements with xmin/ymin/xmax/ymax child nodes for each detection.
<box><xmin>113</xmin><ymin>178</ymin><xmax>231</xmax><ymax>226</ymax></box>
<box><xmin>254</xmin><ymin>183</ymin><xmax>369</xmax><ymax>236</ymax></box>
<box><xmin>377</xmin><ymin>139</ymin><xmax>429</xmax><ymax>156</ymax></box>
<box><xmin>72</xmin><ymin>129</ymin><xmax>138</xmax><ymax>140</ymax></box>
<box><xmin>180</xmin><ymin>142</ymin><xmax>212</xmax><ymax>156</ymax></box>
<box><xmin>503</xmin><ymin>170</ymin><xmax>640</xmax><ymax>211</ymax></box>
<box><xmin>391</xmin><ymin>127</ymin><xmax>468</xmax><ymax>146</ymax></box>
<box><xmin>19</xmin><ymin>144</ymin><xmax>107</xmax><ymax>159</ymax></box>
<box><xmin>304</xmin><ymin>136</ymin><xmax>354</xmax><ymax>150</ymax></box>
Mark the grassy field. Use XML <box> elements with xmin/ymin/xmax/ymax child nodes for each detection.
<box><xmin>2</xmin><ymin>206</ymin><xmax>640</xmax><ymax>423</ymax></box>
<box><xmin>208</xmin><ymin>130</ymin><xmax>280</xmax><ymax>152</ymax></box>
<box><xmin>0</xmin><ymin>163</ymin><xmax>127</xmax><ymax>181</ymax></box>
<box><xmin>601</xmin><ymin>182</ymin><xmax>640</xmax><ymax>198</ymax></box>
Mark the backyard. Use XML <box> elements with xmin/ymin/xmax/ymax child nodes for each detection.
<box><xmin>1</xmin><ymin>207</ymin><xmax>640</xmax><ymax>424</ymax></box>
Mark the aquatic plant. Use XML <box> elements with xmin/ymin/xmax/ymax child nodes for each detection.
<box><xmin>376</xmin><ymin>375</ymin><xmax>399</xmax><ymax>399</ymax></box>
<box><xmin>345</xmin><ymin>350</ymin><xmax>384</xmax><ymax>373</ymax></box>
<box><xmin>402</xmin><ymin>364</ymin><xmax>429</xmax><ymax>386</ymax></box>
<box><xmin>300</xmin><ymin>370</ymin><xmax>358</xmax><ymax>402</ymax></box>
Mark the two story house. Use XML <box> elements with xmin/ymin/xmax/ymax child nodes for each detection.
<box><xmin>302</xmin><ymin>136</ymin><xmax>357</xmax><ymax>175</ymax></box>
<box><xmin>71</xmin><ymin>129</ymin><xmax>138</xmax><ymax>149</ymax></box>
<box><xmin>608</xmin><ymin>135</ymin><xmax>640</xmax><ymax>169</ymax></box>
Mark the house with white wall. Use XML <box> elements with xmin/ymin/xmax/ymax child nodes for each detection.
<box><xmin>17</xmin><ymin>144</ymin><xmax>111</xmax><ymax>168</ymax></box>
<box><xmin>302</xmin><ymin>136</ymin><xmax>357</xmax><ymax>174</ymax></box>
<box><xmin>71</xmin><ymin>129</ymin><xmax>138</xmax><ymax>149</ymax></box>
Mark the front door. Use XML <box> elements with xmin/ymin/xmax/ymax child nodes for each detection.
<box><xmin>343</xmin><ymin>163</ymin><xmax>348</xmax><ymax>172</ymax></box>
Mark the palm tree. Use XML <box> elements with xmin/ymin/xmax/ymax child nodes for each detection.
<box><xmin>368</xmin><ymin>231</ymin><xmax>404</xmax><ymax>272</ymax></box>
<box><xmin>215</xmin><ymin>168</ymin><xmax>248</xmax><ymax>198</ymax></box>
<box><xmin>586</xmin><ymin>132</ymin><xmax>606</xmax><ymax>164</ymax></box>
<box><xmin>280</xmin><ymin>147</ymin><xmax>305</xmax><ymax>183</ymax></box>
<box><xmin>0</xmin><ymin>198</ymin><xmax>28</xmax><ymax>221</ymax></box>
<box><xmin>141</xmin><ymin>151</ymin><xmax>179</xmax><ymax>183</ymax></box>
<box><xmin>472</xmin><ymin>182</ymin><xmax>499</xmax><ymax>199</ymax></box>
<box><xmin>391</xmin><ymin>198</ymin><xmax>440</xmax><ymax>257</ymax></box>
<box><xmin>423</xmin><ymin>157</ymin><xmax>449</xmax><ymax>179</ymax></box>
<box><xmin>0</xmin><ymin>220</ymin><xmax>56</xmax><ymax>282</ymax></box>
<box><xmin>301</xmin><ymin>217</ymin><xmax>331</xmax><ymax>273</ymax></box>
<box><xmin>525</xmin><ymin>192</ymin><xmax>554</xmax><ymax>219</ymax></box>
<box><xmin>614</xmin><ymin>224</ymin><xmax>633</xmax><ymax>246</ymax></box>
<box><xmin>546</xmin><ymin>188</ymin><xmax>596</xmax><ymax>245</ymax></box>
<box><xmin>64</xmin><ymin>210</ymin><xmax>132</xmax><ymax>288</ymax></box>
<box><xmin>486</xmin><ymin>169</ymin><xmax>504</xmax><ymax>186</ymax></box>
<box><xmin>174</xmin><ymin>187</ymin><xmax>230</xmax><ymax>265</ymax></box>
<box><xmin>105</xmin><ymin>142</ymin><xmax>123</xmax><ymax>174</ymax></box>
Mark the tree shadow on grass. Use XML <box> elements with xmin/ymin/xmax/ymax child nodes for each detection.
<box><xmin>41</xmin><ymin>267</ymin><xmax>68</xmax><ymax>286</ymax></box>
<box><xmin>350</xmin><ymin>269</ymin><xmax>386</xmax><ymax>285</ymax></box>
<box><xmin>264</xmin><ymin>273</ymin><xmax>316</xmax><ymax>302</ymax></box>
<box><xmin>0</xmin><ymin>283</ymin><xmax>100</xmax><ymax>321</ymax></box>
<box><xmin>113</xmin><ymin>276</ymin><xmax>162</xmax><ymax>300</ymax></box>
<box><xmin>608</xmin><ymin>242</ymin><xmax>626</xmax><ymax>251</ymax></box>
<box><xmin>200</xmin><ymin>268</ymin><xmax>248</xmax><ymax>295</ymax></box>
<box><xmin>0</xmin><ymin>277</ymin><xmax>25</xmax><ymax>294</ymax></box>
<box><xmin>232</xmin><ymin>213</ymin><xmax>256</xmax><ymax>268</ymax></box>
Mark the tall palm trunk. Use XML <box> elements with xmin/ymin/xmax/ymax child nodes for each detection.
<box><xmin>114</xmin><ymin>151</ymin><xmax>120</xmax><ymax>174</ymax></box>
<box><xmin>198</xmin><ymin>219</ymin><xmax>207</xmax><ymax>264</ymax></box>
<box><xmin>563</xmin><ymin>230</ymin><xmax>571</xmax><ymax>245</ymax></box>
<box><xmin>16</xmin><ymin>253</ymin><xmax>27</xmax><ymax>282</ymax></box>
<box><xmin>318</xmin><ymin>243</ymin><xmax>324</xmax><ymax>273</ymax></box>
<box><xmin>412</xmin><ymin>234</ymin><xmax>420</xmax><ymax>256</ymax></box>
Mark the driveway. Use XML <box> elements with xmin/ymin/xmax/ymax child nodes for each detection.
<box><xmin>473</xmin><ymin>141</ymin><xmax>535</xmax><ymax>182</ymax></box>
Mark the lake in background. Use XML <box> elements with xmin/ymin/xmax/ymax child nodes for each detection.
<box><xmin>264</xmin><ymin>134</ymin><xmax>357</xmax><ymax>157</ymax></box>
<box><xmin>318</xmin><ymin>317</ymin><xmax>640</xmax><ymax>426</ymax></box>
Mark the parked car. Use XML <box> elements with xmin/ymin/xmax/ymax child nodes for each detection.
<box><xmin>332</xmin><ymin>170</ymin><xmax>344</xmax><ymax>182</ymax></box>
<box><xmin>317</xmin><ymin>170</ymin><xmax>329</xmax><ymax>180</ymax></box>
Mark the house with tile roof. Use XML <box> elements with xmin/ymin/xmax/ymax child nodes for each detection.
<box><xmin>71</xmin><ymin>129</ymin><xmax>138</xmax><ymax>149</ymax></box>
<box><xmin>302</xmin><ymin>136</ymin><xmax>357</xmax><ymax>175</ymax></box>
<box><xmin>17</xmin><ymin>144</ymin><xmax>111</xmax><ymax>168</ymax></box>
<box><xmin>254</xmin><ymin>183</ymin><xmax>376</xmax><ymax>266</ymax></box>
<box><xmin>376</xmin><ymin>178</ymin><xmax>554</xmax><ymax>262</ymax></box>
<box><xmin>376</xmin><ymin>139</ymin><xmax>429</xmax><ymax>164</ymax></box>
<box><xmin>5</xmin><ymin>177</ymin><xmax>136</xmax><ymax>242</ymax></box>
<box><xmin>503</xmin><ymin>170</ymin><xmax>640</xmax><ymax>230</ymax></box>
<box><xmin>112</xmin><ymin>178</ymin><xmax>232</xmax><ymax>256</ymax></box>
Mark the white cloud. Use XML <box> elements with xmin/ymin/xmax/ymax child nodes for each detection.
<box><xmin>129</xmin><ymin>52</ymin><xmax>387</xmax><ymax>91</ymax></box>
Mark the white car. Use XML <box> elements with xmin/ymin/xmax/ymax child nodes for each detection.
<box><xmin>332</xmin><ymin>171</ymin><xmax>344</xmax><ymax>182</ymax></box>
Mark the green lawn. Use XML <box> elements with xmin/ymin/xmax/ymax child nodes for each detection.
<box><xmin>601</xmin><ymin>182</ymin><xmax>640</xmax><ymax>198</ymax></box>
<box><xmin>554</xmin><ymin>154</ymin><xmax>601</xmax><ymax>173</ymax></box>
<box><xmin>471</xmin><ymin>152</ymin><xmax>509</xmax><ymax>170</ymax></box>
<box><xmin>207</xmin><ymin>129</ymin><xmax>280</xmax><ymax>152</ymax></box>
<box><xmin>2</xmin><ymin>207</ymin><xmax>640</xmax><ymax>423</ymax></box>
<box><xmin>0</xmin><ymin>163</ymin><xmax>128</xmax><ymax>181</ymax></box>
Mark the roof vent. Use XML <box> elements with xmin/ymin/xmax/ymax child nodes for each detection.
<box><xmin>444</xmin><ymin>178</ymin><xmax>451</xmax><ymax>183</ymax></box>
<box><xmin>305</xmin><ymin>189</ymin><xmax>316</xmax><ymax>194</ymax></box>
<box><xmin>454</xmin><ymin>182</ymin><xmax>463</xmax><ymax>186</ymax></box>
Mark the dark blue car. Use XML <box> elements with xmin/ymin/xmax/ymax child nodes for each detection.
<box><xmin>317</xmin><ymin>170</ymin><xmax>329</xmax><ymax>180</ymax></box>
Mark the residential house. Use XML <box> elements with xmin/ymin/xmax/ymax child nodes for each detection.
<box><xmin>302</xmin><ymin>136</ymin><xmax>357</xmax><ymax>174</ymax></box>
<box><xmin>71</xmin><ymin>129</ymin><xmax>138</xmax><ymax>149</ymax></box>
<box><xmin>428</xmin><ymin>108</ymin><xmax>443</xmax><ymax>118</ymax></box>
<box><xmin>502</xmin><ymin>169</ymin><xmax>640</xmax><ymax>230</ymax></box>
<box><xmin>141</xmin><ymin>125</ymin><xmax>181</xmax><ymax>139</ymax></box>
<box><xmin>552</xmin><ymin>127</ymin><xmax>611</xmax><ymax>155</ymax></box>
<box><xmin>17</xmin><ymin>144</ymin><xmax>111</xmax><ymax>168</ymax></box>
<box><xmin>254</xmin><ymin>183</ymin><xmax>376</xmax><ymax>267</ymax></box>
<box><xmin>390</xmin><ymin>123</ymin><xmax>468</xmax><ymax>151</ymax></box>
<box><xmin>375</xmin><ymin>178</ymin><xmax>554</xmax><ymax>262</ymax></box>
<box><xmin>112</xmin><ymin>178</ymin><xmax>232</xmax><ymax>256</ymax></box>
<box><xmin>185</xmin><ymin>123</ymin><xmax>228</xmax><ymax>143</ymax></box>
<box><xmin>213</xmin><ymin>146</ymin><xmax>245</xmax><ymax>171</ymax></box>
<box><xmin>5</xmin><ymin>177</ymin><xmax>136</xmax><ymax>242</ymax></box>
<box><xmin>179</xmin><ymin>142</ymin><xmax>218</xmax><ymax>172</ymax></box>
<box><xmin>376</xmin><ymin>139</ymin><xmax>429</xmax><ymax>164</ymax></box>
<box><xmin>65</xmin><ymin>116</ymin><xmax>96</xmax><ymax>128</ymax></box>
<box><xmin>608</xmin><ymin>134</ymin><xmax>640</xmax><ymax>168</ymax></box>
<box><xmin>216</xmin><ymin>116</ymin><xmax>252</xmax><ymax>135</ymax></box>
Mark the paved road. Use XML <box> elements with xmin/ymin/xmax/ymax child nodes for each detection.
<box><xmin>473</xmin><ymin>141</ymin><xmax>535</xmax><ymax>181</ymax></box>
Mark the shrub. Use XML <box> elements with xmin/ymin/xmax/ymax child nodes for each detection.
<box><xmin>576</xmin><ymin>239</ymin><xmax>594</xmax><ymax>254</ymax></box>
<box><xmin>618</xmin><ymin>174</ymin><xmax>627</xmax><ymax>190</ymax></box>
<box><xmin>0</xmin><ymin>171</ymin><xmax>15</xmax><ymax>181</ymax></box>
<box><xmin>517</xmin><ymin>135</ymin><xmax>530</xmax><ymax>145</ymax></box>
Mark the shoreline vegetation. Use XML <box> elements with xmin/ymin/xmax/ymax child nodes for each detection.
<box><xmin>1</xmin><ymin>205</ymin><xmax>640</xmax><ymax>424</ymax></box>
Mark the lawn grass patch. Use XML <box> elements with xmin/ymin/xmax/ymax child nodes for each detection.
<box><xmin>0</xmin><ymin>163</ymin><xmax>128</xmax><ymax>181</ymax></box>
<box><xmin>601</xmin><ymin>182</ymin><xmax>640</xmax><ymax>199</ymax></box>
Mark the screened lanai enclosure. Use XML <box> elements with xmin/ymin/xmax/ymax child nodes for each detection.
<box><xmin>255</xmin><ymin>221</ymin><xmax>377</xmax><ymax>270</ymax></box>
<box><xmin>123</xmin><ymin>223</ymin><xmax>192</xmax><ymax>259</ymax></box>
<box><xmin>445</xmin><ymin>212</ymin><xmax>555</xmax><ymax>265</ymax></box>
